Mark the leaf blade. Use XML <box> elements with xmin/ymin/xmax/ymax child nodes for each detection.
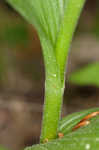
<box><xmin>25</xmin><ymin>108</ymin><xmax>99</xmax><ymax>150</ymax></box>
<box><xmin>69</xmin><ymin>62</ymin><xmax>99</xmax><ymax>86</ymax></box>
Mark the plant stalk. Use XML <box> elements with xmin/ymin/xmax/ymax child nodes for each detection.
<box><xmin>40</xmin><ymin>36</ymin><xmax>63</xmax><ymax>143</ymax></box>
<box><xmin>40</xmin><ymin>0</ymin><xmax>86</xmax><ymax>143</ymax></box>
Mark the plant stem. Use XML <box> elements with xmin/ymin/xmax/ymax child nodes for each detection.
<box><xmin>6</xmin><ymin>0</ymin><xmax>86</xmax><ymax>145</ymax></box>
<box><xmin>40</xmin><ymin>36</ymin><xmax>63</xmax><ymax>143</ymax></box>
<box><xmin>40</xmin><ymin>0</ymin><xmax>86</xmax><ymax>143</ymax></box>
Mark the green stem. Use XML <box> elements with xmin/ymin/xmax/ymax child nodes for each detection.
<box><xmin>55</xmin><ymin>0</ymin><xmax>86</xmax><ymax>85</ymax></box>
<box><xmin>40</xmin><ymin>36</ymin><xmax>63</xmax><ymax>142</ymax></box>
<box><xmin>6</xmin><ymin>0</ymin><xmax>86</xmax><ymax>145</ymax></box>
<box><xmin>40</xmin><ymin>0</ymin><xmax>86</xmax><ymax>143</ymax></box>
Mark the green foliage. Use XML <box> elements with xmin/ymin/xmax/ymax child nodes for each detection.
<box><xmin>25</xmin><ymin>108</ymin><xmax>99</xmax><ymax>150</ymax></box>
<box><xmin>0</xmin><ymin>147</ymin><xmax>7</xmax><ymax>150</ymax></box>
<box><xmin>2</xmin><ymin>1</ymin><xmax>99</xmax><ymax>150</ymax></box>
<box><xmin>59</xmin><ymin>107</ymin><xmax>99</xmax><ymax>134</ymax></box>
<box><xmin>7</xmin><ymin>0</ymin><xmax>86</xmax><ymax>144</ymax></box>
<box><xmin>69</xmin><ymin>62</ymin><xmax>99</xmax><ymax>86</ymax></box>
<box><xmin>92</xmin><ymin>18</ymin><xmax>99</xmax><ymax>38</ymax></box>
<box><xmin>92</xmin><ymin>0</ymin><xmax>99</xmax><ymax>38</ymax></box>
<box><xmin>0</xmin><ymin>24</ymin><xmax>29</xmax><ymax>45</ymax></box>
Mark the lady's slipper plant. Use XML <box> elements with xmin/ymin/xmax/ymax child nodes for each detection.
<box><xmin>5</xmin><ymin>0</ymin><xmax>99</xmax><ymax>150</ymax></box>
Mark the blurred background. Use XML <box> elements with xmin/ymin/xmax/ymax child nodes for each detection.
<box><xmin>0</xmin><ymin>0</ymin><xmax>99</xmax><ymax>150</ymax></box>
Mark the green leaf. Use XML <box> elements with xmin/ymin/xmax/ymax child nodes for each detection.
<box><xmin>0</xmin><ymin>24</ymin><xmax>29</xmax><ymax>45</ymax></box>
<box><xmin>58</xmin><ymin>107</ymin><xmax>99</xmax><ymax>134</ymax></box>
<box><xmin>0</xmin><ymin>147</ymin><xmax>8</xmax><ymax>150</ymax></box>
<box><xmin>69</xmin><ymin>62</ymin><xmax>99</xmax><ymax>86</ymax></box>
<box><xmin>25</xmin><ymin>108</ymin><xmax>99</xmax><ymax>150</ymax></box>
<box><xmin>7</xmin><ymin>0</ymin><xmax>65</xmax><ymax>48</ymax></box>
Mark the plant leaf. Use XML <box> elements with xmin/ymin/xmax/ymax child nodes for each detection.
<box><xmin>69</xmin><ymin>62</ymin><xmax>99</xmax><ymax>86</ymax></box>
<box><xmin>58</xmin><ymin>107</ymin><xmax>99</xmax><ymax>134</ymax></box>
<box><xmin>0</xmin><ymin>147</ymin><xmax>7</xmax><ymax>150</ymax></box>
<box><xmin>25</xmin><ymin>108</ymin><xmax>99</xmax><ymax>150</ymax></box>
<box><xmin>7</xmin><ymin>0</ymin><xmax>65</xmax><ymax>48</ymax></box>
<box><xmin>0</xmin><ymin>24</ymin><xmax>29</xmax><ymax>45</ymax></box>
